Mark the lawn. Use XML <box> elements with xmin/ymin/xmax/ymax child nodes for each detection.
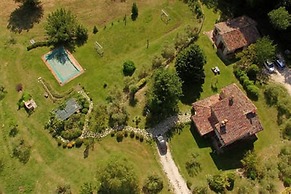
<box><xmin>169</xmin><ymin>4</ymin><xmax>289</xmax><ymax>193</ymax></box>
<box><xmin>0</xmin><ymin>0</ymin><xmax>197</xmax><ymax>193</ymax></box>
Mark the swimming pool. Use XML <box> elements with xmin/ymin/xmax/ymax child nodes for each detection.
<box><xmin>42</xmin><ymin>47</ymin><xmax>84</xmax><ymax>86</ymax></box>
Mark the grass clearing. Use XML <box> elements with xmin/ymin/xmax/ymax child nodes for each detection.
<box><xmin>170</xmin><ymin>4</ymin><xmax>289</xmax><ymax>193</ymax></box>
<box><xmin>0</xmin><ymin>0</ymin><xmax>198</xmax><ymax>193</ymax></box>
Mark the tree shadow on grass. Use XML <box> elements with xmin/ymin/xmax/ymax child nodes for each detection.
<box><xmin>7</xmin><ymin>2</ymin><xmax>43</xmax><ymax>33</ymax></box>
<box><xmin>210</xmin><ymin>137</ymin><xmax>256</xmax><ymax>170</ymax></box>
<box><xmin>180</xmin><ymin>83</ymin><xmax>203</xmax><ymax>105</ymax></box>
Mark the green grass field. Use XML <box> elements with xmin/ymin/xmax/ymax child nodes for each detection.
<box><xmin>169</xmin><ymin>4</ymin><xmax>290</xmax><ymax>193</ymax></box>
<box><xmin>0</xmin><ymin>0</ymin><xmax>199</xmax><ymax>193</ymax></box>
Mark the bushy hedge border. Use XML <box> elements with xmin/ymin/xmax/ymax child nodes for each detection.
<box><xmin>27</xmin><ymin>41</ymin><xmax>50</xmax><ymax>51</ymax></box>
<box><xmin>234</xmin><ymin>68</ymin><xmax>259</xmax><ymax>100</ymax></box>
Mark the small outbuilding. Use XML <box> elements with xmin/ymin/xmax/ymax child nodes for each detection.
<box><xmin>213</xmin><ymin>15</ymin><xmax>260</xmax><ymax>56</ymax></box>
<box><xmin>24</xmin><ymin>99</ymin><xmax>37</xmax><ymax>110</ymax></box>
<box><xmin>55</xmin><ymin>98</ymin><xmax>81</xmax><ymax>121</ymax></box>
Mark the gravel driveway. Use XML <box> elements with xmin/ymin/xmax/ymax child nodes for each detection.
<box><xmin>158</xmin><ymin>145</ymin><xmax>191</xmax><ymax>194</ymax></box>
<box><xmin>270</xmin><ymin>67</ymin><xmax>291</xmax><ymax>96</ymax></box>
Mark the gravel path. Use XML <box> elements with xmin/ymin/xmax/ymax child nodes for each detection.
<box><xmin>158</xmin><ymin>146</ymin><xmax>191</xmax><ymax>194</ymax></box>
<box><xmin>78</xmin><ymin>90</ymin><xmax>94</xmax><ymax>136</ymax></box>
<box><xmin>80</xmin><ymin>111</ymin><xmax>192</xmax><ymax>194</ymax></box>
<box><xmin>271</xmin><ymin>68</ymin><xmax>291</xmax><ymax>96</ymax></box>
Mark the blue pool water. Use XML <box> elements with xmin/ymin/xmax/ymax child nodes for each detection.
<box><xmin>44</xmin><ymin>47</ymin><xmax>82</xmax><ymax>84</ymax></box>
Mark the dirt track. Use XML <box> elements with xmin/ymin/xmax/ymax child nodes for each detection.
<box><xmin>270</xmin><ymin>68</ymin><xmax>291</xmax><ymax>96</ymax></box>
<box><xmin>158</xmin><ymin>146</ymin><xmax>191</xmax><ymax>194</ymax></box>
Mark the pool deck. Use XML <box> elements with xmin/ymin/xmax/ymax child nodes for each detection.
<box><xmin>41</xmin><ymin>48</ymin><xmax>84</xmax><ymax>86</ymax></box>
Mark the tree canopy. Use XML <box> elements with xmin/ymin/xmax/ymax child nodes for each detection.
<box><xmin>131</xmin><ymin>3</ymin><xmax>138</xmax><ymax>21</ymax></box>
<box><xmin>253</xmin><ymin>37</ymin><xmax>276</xmax><ymax>64</ymax></box>
<box><xmin>175</xmin><ymin>44</ymin><xmax>206</xmax><ymax>85</ymax></box>
<box><xmin>268</xmin><ymin>7</ymin><xmax>291</xmax><ymax>30</ymax></box>
<box><xmin>236</xmin><ymin>36</ymin><xmax>276</xmax><ymax>65</ymax></box>
<box><xmin>14</xmin><ymin>0</ymin><xmax>39</xmax><ymax>5</ymax></box>
<box><xmin>142</xmin><ymin>174</ymin><xmax>164</xmax><ymax>194</ymax></box>
<box><xmin>147</xmin><ymin>70</ymin><xmax>182</xmax><ymax>118</ymax></box>
<box><xmin>45</xmin><ymin>8</ymin><xmax>88</xmax><ymax>47</ymax></box>
<box><xmin>98</xmin><ymin>156</ymin><xmax>138</xmax><ymax>194</ymax></box>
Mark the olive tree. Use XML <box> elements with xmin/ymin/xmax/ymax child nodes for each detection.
<box><xmin>45</xmin><ymin>8</ymin><xmax>88</xmax><ymax>47</ymax></box>
<box><xmin>268</xmin><ymin>7</ymin><xmax>291</xmax><ymax>30</ymax></box>
<box><xmin>175</xmin><ymin>44</ymin><xmax>206</xmax><ymax>85</ymax></box>
<box><xmin>98</xmin><ymin>156</ymin><xmax>139</xmax><ymax>194</ymax></box>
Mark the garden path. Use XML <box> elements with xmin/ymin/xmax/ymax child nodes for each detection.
<box><xmin>78</xmin><ymin>90</ymin><xmax>94</xmax><ymax>138</ymax></box>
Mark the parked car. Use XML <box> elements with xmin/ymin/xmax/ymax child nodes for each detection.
<box><xmin>264</xmin><ymin>60</ymin><xmax>275</xmax><ymax>73</ymax></box>
<box><xmin>156</xmin><ymin>134</ymin><xmax>167</xmax><ymax>152</ymax></box>
<box><xmin>275</xmin><ymin>57</ymin><xmax>286</xmax><ymax>69</ymax></box>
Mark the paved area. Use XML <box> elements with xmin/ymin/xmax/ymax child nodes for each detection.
<box><xmin>270</xmin><ymin>67</ymin><xmax>291</xmax><ymax>96</ymax></box>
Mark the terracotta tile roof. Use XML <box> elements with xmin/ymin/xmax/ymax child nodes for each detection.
<box><xmin>214</xmin><ymin>16</ymin><xmax>260</xmax><ymax>52</ymax></box>
<box><xmin>191</xmin><ymin>83</ymin><xmax>263</xmax><ymax>147</ymax></box>
<box><xmin>192</xmin><ymin>94</ymin><xmax>220</xmax><ymax>136</ymax></box>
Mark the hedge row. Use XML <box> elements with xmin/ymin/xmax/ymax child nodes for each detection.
<box><xmin>111</xmin><ymin>130</ymin><xmax>144</xmax><ymax>143</ymax></box>
<box><xmin>27</xmin><ymin>41</ymin><xmax>50</xmax><ymax>51</ymax></box>
<box><xmin>234</xmin><ymin>68</ymin><xmax>259</xmax><ymax>100</ymax></box>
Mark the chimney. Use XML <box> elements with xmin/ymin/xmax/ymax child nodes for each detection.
<box><xmin>229</xmin><ymin>95</ymin><xmax>234</xmax><ymax>106</ymax></box>
<box><xmin>220</xmin><ymin>119</ymin><xmax>228</xmax><ymax>134</ymax></box>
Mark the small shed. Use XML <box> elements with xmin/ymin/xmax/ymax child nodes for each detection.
<box><xmin>55</xmin><ymin>98</ymin><xmax>81</xmax><ymax>121</ymax></box>
<box><xmin>24</xmin><ymin>99</ymin><xmax>37</xmax><ymax>110</ymax></box>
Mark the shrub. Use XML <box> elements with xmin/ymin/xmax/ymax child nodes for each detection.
<box><xmin>241</xmin><ymin>151</ymin><xmax>259</xmax><ymax>180</ymax></box>
<box><xmin>62</xmin><ymin>143</ymin><xmax>67</xmax><ymax>148</ymax></box>
<box><xmin>185</xmin><ymin>153</ymin><xmax>201</xmax><ymax>177</ymax></box>
<box><xmin>9</xmin><ymin>125</ymin><xmax>19</xmax><ymax>137</ymax></box>
<box><xmin>116</xmin><ymin>131</ymin><xmax>124</xmax><ymax>142</ymax></box>
<box><xmin>135</xmin><ymin>133</ymin><xmax>140</xmax><ymax>140</ymax></box>
<box><xmin>75</xmin><ymin>138</ymin><xmax>84</xmax><ymax>148</ymax></box>
<box><xmin>67</xmin><ymin>142</ymin><xmax>74</xmax><ymax>148</ymax></box>
<box><xmin>83</xmin><ymin>102</ymin><xmax>90</xmax><ymax>108</ymax></box>
<box><xmin>93</xmin><ymin>26</ymin><xmax>98</xmax><ymax>34</ymax></box>
<box><xmin>131</xmin><ymin>3</ymin><xmax>138</xmax><ymax>21</ymax></box>
<box><xmin>186</xmin><ymin>181</ymin><xmax>192</xmax><ymax>189</ymax></box>
<box><xmin>226</xmin><ymin>173</ymin><xmax>235</xmax><ymax>191</ymax></box>
<box><xmin>246</xmin><ymin>84</ymin><xmax>259</xmax><ymax>100</ymax></box>
<box><xmin>139</xmin><ymin>135</ymin><xmax>144</xmax><ymax>142</ymax></box>
<box><xmin>130</xmin><ymin>131</ymin><xmax>135</xmax><ymax>138</ymax></box>
<box><xmin>123</xmin><ymin>61</ymin><xmax>136</xmax><ymax>76</ymax></box>
<box><xmin>136</xmin><ymin>78</ymin><xmax>147</xmax><ymax>90</ymax></box>
<box><xmin>277</xmin><ymin>98</ymin><xmax>291</xmax><ymax>118</ymax></box>
<box><xmin>207</xmin><ymin>174</ymin><xmax>226</xmax><ymax>193</ymax></box>
<box><xmin>15</xmin><ymin>83</ymin><xmax>23</xmax><ymax>92</ymax></box>
<box><xmin>12</xmin><ymin>140</ymin><xmax>31</xmax><ymax>164</ymax></box>
<box><xmin>110</xmin><ymin>131</ymin><xmax>115</xmax><ymax>137</ymax></box>
<box><xmin>192</xmin><ymin>185</ymin><xmax>208</xmax><ymax>194</ymax></box>
<box><xmin>152</xmin><ymin>55</ymin><xmax>164</xmax><ymax>69</ymax></box>
<box><xmin>278</xmin><ymin>147</ymin><xmax>291</xmax><ymax>186</ymax></box>
<box><xmin>161</xmin><ymin>44</ymin><xmax>175</xmax><ymax>60</ymax></box>
<box><xmin>264</xmin><ymin>83</ymin><xmax>287</xmax><ymax>105</ymax></box>
<box><xmin>142</xmin><ymin>174</ymin><xmax>163</xmax><ymax>194</ymax></box>
<box><xmin>207</xmin><ymin>173</ymin><xmax>234</xmax><ymax>193</ymax></box>
<box><xmin>247</xmin><ymin>64</ymin><xmax>260</xmax><ymax>81</ymax></box>
<box><xmin>57</xmin><ymin>139</ymin><xmax>62</xmax><ymax>147</ymax></box>
<box><xmin>61</xmin><ymin>128</ymin><xmax>82</xmax><ymax>140</ymax></box>
<box><xmin>124</xmin><ymin>131</ymin><xmax>128</xmax><ymax>137</ymax></box>
<box><xmin>283</xmin><ymin>177</ymin><xmax>291</xmax><ymax>187</ymax></box>
<box><xmin>56</xmin><ymin>184</ymin><xmax>71</xmax><ymax>194</ymax></box>
<box><xmin>27</xmin><ymin>41</ymin><xmax>50</xmax><ymax>51</ymax></box>
<box><xmin>82</xmin><ymin>108</ymin><xmax>89</xmax><ymax>114</ymax></box>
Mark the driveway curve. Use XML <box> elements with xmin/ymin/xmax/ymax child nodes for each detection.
<box><xmin>270</xmin><ymin>68</ymin><xmax>291</xmax><ymax>96</ymax></box>
<box><xmin>158</xmin><ymin>145</ymin><xmax>191</xmax><ymax>194</ymax></box>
